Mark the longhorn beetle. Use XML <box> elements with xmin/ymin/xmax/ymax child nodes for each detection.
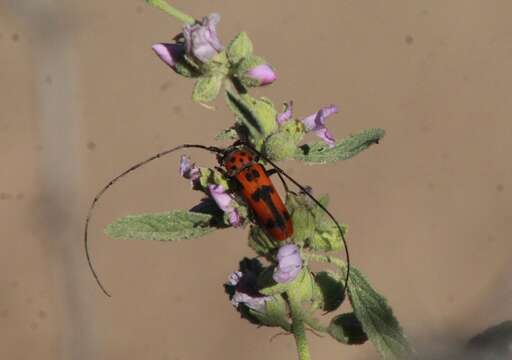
<box><xmin>84</xmin><ymin>143</ymin><xmax>350</xmax><ymax>298</ymax></box>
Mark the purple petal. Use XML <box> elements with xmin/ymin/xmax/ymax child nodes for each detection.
<box><xmin>203</xmin><ymin>13</ymin><xmax>224</xmax><ymax>52</ymax></box>
<box><xmin>208</xmin><ymin>184</ymin><xmax>241</xmax><ymax>227</ymax></box>
<box><xmin>208</xmin><ymin>184</ymin><xmax>232</xmax><ymax>211</ymax></box>
<box><xmin>302</xmin><ymin>105</ymin><xmax>338</xmax><ymax>131</ymax></box>
<box><xmin>179</xmin><ymin>155</ymin><xmax>200</xmax><ymax>181</ymax></box>
<box><xmin>227</xmin><ymin>209</ymin><xmax>241</xmax><ymax>228</ymax></box>
<box><xmin>184</xmin><ymin>13</ymin><xmax>223</xmax><ymax>63</ymax></box>
<box><xmin>277</xmin><ymin>244</ymin><xmax>299</xmax><ymax>259</ymax></box>
<box><xmin>231</xmin><ymin>292</ymin><xmax>269</xmax><ymax>311</ymax></box>
<box><xmin>273</xmin><ymin>244</ymin><xmax>302</xmax><ymax>283</ymax></box>
<box><xmin>277</xmin><ymin>101</ymin><xmax>293</xmax><ymax>125</ymax></box>
<box><xmin>246</xmin><ymin>64</ymin><xmax>277</xmax><ymax>86</ymax></box>
<box><xmin>301</xmin><ymin>105</ymin><xmax>339</xmax><ymax>147</ymax></box>
<box><xmin>228</xmin><ymin>271</ymin><xmax>242</xmax><ymax>286</ymax></box>
<box><xmin>314</xmin><ymin>127</ymin><xmax>336</xmax><ymax>148</ymax></box>
<box><xmin>152</xmin><ymin>43</ymin><xmax>185</xmax><ymax>69</ymax></box>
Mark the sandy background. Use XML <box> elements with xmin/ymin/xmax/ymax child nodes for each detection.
<box><xmin>1</xmin><ymin>0</ymin><xmax>512</xmax><ymax>359</ymax></box>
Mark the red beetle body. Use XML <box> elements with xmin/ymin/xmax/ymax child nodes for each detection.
<box><xmin>221</xmin><ymin>148</ymin><xmax>293</xmax><ymax>241</ymax></box>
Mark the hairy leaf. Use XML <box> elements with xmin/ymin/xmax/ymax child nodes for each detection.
<box><xmin>192</xmin><ymin>75</ymin><xmax>223</xmax><ymax>103</ymax></box>
<box><xmin>313</xmin><ymin>271</ymin><xmax>346</xmax><ymax>312</ymax></box>
<box><xmin>225</xmin><ymin>90</ymin><xmax>264</xmax><ymax>144</ymax></box>
<box><xmin>295</xmin><ymin>128</ymin><xmax>385</xmax><ymax>164</ymax></box>
<box><xmin>105</xmin><ymin>210</ymin><xmax>217</xmax><ymax>241</ymax></box>
<box><xmin>224</xmin><ymin>91</ymin><xmax>277</xmax><ymax>148</ymax></box>
<box><xmin>328</xmin><ymin>313</ymin><xmax>368</xmax><ymax>345</ymax></box>
<box><xmin>249</xmin><ymin>295</ymin><xmax>291</xmax><ymax>331</ymax></box>
<box><xmin>248</xmin><ymin>225</ymin><xmax>279</xmax><ymax>257</ymax></box>
<box><xmin>345</xmin><ymin>266</ymin><xmax>413</xmax><ymax>359</ymax></box>
<box><xmin>226</xmin><ymin>31</ymin><xmax>253</xmax><ymax>64</ymax></box>
<box><xmin>215</xmin><ymin>127</ymin><xmax>239</xmax><ymax>141</ymax></box>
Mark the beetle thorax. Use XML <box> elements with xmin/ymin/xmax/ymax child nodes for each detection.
<box><xmin>222</xmin><ymin>148</ymin><xmax>256</xmax><ymax>173</ymax></box>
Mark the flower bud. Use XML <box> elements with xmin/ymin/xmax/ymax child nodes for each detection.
<box><xmin>236</xmin><ymin>55</ymin><xmax>277</xmax><ymax>88</ymax></box>
<box><xmin>273</xmin><ymin>244</ymin><xmax>302</xmax><ymax>283</ymax></box>
<box><xmin>245</xmin><ymin>64</ymin><xmax>277</xmax><ymax>86</ymax></box>
<box><xmin>152</xmin><ymin>43</ymin><xmax>185</xmax><ymax>70</ymax></box>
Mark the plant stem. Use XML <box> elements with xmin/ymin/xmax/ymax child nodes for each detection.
<box><xmin>145</xmin><ymin>0</ymin><xmax>195</xmax><ymax>24</ymax></box>
<box><xmin>288</xmin><ymin>296</ymin><xmax>312</xmax><ymax>360</ymax></box>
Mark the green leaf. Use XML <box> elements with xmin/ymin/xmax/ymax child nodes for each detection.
<box><xmin>226</xmin><ymin>32</ymin><xmax>253</xmax><ymax>65</ymax></box>
<box><xmin>105</xmin><ymin>210</ymin><xmax>217</xmax><ymax>241</ymax></box>
<box><xmin>248</xmin><ymin>225</ymin><xmax>279</xmax><ymax>257</ymax></box>
<box><xmin>313</xmin><ymin>271</ymin><xmax>346</xmax><ymax>312</ymax></box>
<box><xmin>345</xmin><ymin>266</ymin><xmax>413</xmax><ymax>359</ymax></box>
<box><xmin>225</xmin><ymin>90</ymin><xmax>264</xmax><ymax>145</ymax></box>
<box><xmin>294</xmin><ymin>128</ymin><xmax>385</xmax><ymax>164</ymax></box>
<box><xmin>174</xmin><ymin>60</ymin><xmax>201</xmax><ymax>78</ymax></box>
<box><xmin>328</xmin><ymin>313</ymin><xmax>368</xmax><ymax>345</ymax></box>
<box><xmin>308</xmin><ymin>218</ymin><xmax>347</xmax><ymax>252</ymax></box>
<box><xmin>286</xmin><ymin>267</ymin><xmax>315</xmax><ymax>305</ymax></box>
<box><xmin>249</xmin><ymin>295</ymin><xmax>291</xmax><ymax>331</ymax></box>
<box><xmin>286</xmin><ymin>194</ymin><xmax>316</xmax><ymax>246</ymax></box>
<box><xmin>286</xmin><ymin>193</ymin><xmax>346</xmax><ymax>251</ymax></box>
<box><xmin>262</xmin><ymin>119</ymin><xmax>305</xmax><ymax>161</ymax></box>
<box><xmin>215</xmin><ymin>127</ymin><xmax>239</xmax><ymax>141</ymax></box>
<box><xmin>224</xmin><ymin>91</ymin><xmax>278</xmax><ymax>148</ymax></box>
<box><xmin>192</xmin><ymin>75</ymin><xmax>223</xmax><ymax>103</ymax></box>
<box><xmin>258</xmin><ymin>267</ymin><xmax>312</xmax><ymax>299</ymax></box>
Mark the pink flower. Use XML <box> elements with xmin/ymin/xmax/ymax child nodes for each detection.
<box><xmin>277</xmin><ymin>102</ymin><xmax>339</xmax><ymax>147</ymax></box>
<box><xmin>183</xmin><ymin>13</ymin><xmax>224</xmax><ymax>63</ymax></box>
<box><xmin>151</xmin><ymin>43</ymin><xmax>185</xmax><ymax>70</ymax></box>
<box><xmin>301</xmin><ymin>105</ymin><xmax>338</xmax><ymax>148</ymax></box>
<box><xmin>179</xmin><ymin>155</ymin><xmax>200</xmax><ymax>185</ymax></box>
<box><xmin>245</xmin><ymin>64</ymin><xmax>277</xmax><ymax>86</ymax></box>
<box><xmin>228</xmin><ymin>271</ymin><xmax>271</xmax><ymax>311</ymax></box>
<box><xmin>277</xmin><ymin>101</ymin><xmax>293</xmax><ymax>125</ymax></box>
<box><xmin>208</xmin><ymin>184</ymin><xmax>241</xmax><ymax>227</ymax></box>
<box><xmin>273</xmin><ymin>244</ymin><xmax>302</xmax><ymax>283</ymax></box>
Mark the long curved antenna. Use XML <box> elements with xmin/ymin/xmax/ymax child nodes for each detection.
<box><xmin>85</xmin><ymin>144</ymin><xmax>223</xmax><ymax>297</ymax></box>
<box><xmin>245</xmin><ymin>145</ymin><xmax>351</xmax><ymax>297</ymax></box>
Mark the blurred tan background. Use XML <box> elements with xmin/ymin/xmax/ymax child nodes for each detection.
<box><xmin>1</xmin><ymin>0</ymin><xmax>512</xmax><ymax>359</ymax></box>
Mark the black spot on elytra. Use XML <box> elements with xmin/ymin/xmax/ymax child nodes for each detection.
<box><xmin>251</xmin><ymin>189</ymin><xmax>261</xmax><ymax>202</ymax></box>
<box><xmin>251</xmin><ymin>169</ymin><xmax>260</xmax><ymax>179</ymax></box>
<box><xmin>245</xmin><ymin>172</ymin><xmax>254</xmax><ymax>182</ymax></box>
<box><xmin>230</xmin><ymin>157</ymin><xmax>236</xmax><ymax>163</ymax></box>
<box><xmin>266</xmin><ymin>219</ymin><xmax>275</xmax><ymax>229</ymax></box>
<box><xmin>239</xmin><ymin>158</ymin><xmax>244</xmax><ymax>163</ymax></box>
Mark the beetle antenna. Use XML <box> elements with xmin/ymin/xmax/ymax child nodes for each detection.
<box><xmin>85</xmin><ymin>144</ymin><xmax>223</xmax><ymax>297</ymax></box>
<box><xmin>244</xmin><ymin>144</ymin><xmax>351</xmax><ymax>297</ymax></box>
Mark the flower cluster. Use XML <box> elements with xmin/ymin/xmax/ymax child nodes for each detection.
<box><xmin>101</xmin><ymin>1</ymin><xmax>409</xmax><ymax>359</ymax></box>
